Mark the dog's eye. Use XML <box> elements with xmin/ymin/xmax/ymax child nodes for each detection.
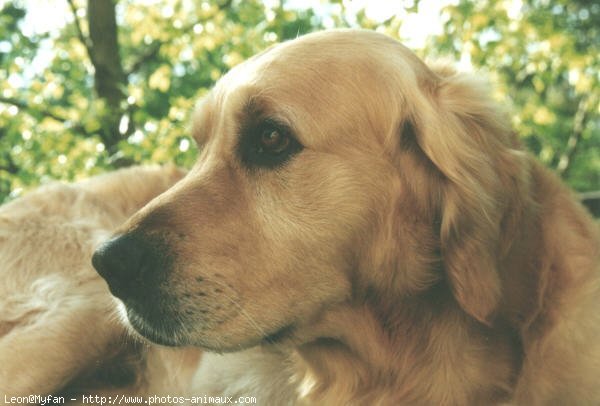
<box><xmin>259</xmin><ymin>128</ymin><xmax>289</xmax><ymax>154</ymax></box>
<box><xmin>240</xmin><ymin>121</ymin><xmax>303</xmax><ymax>168</ymax></box>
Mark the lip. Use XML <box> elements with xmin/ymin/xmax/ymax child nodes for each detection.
<box><xmin>125</xmin><ymin>306</ymin><xmax>184</xmax><ymax>347</ymax></box>
<box><xmin>262</xmin><ymin>324</ymin><xmax>295</xmax><ymax>345</ymax></box>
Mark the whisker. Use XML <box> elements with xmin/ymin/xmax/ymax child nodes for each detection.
<box><xmin>206</xmin><ymin>278</ymin><xmax>272</xmax><ymax>343</ymax></box>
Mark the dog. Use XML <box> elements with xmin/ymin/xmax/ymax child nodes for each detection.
<box><xmin>90</xmin><ymin>30</ymin><xmax>600</xmax><ymax>404</ymax></box>
<box><xmin>2</xmin><ymin>29</ymin><xmax>599</xmax><ymax>404</ymax></box>
<box><xmin>0</xmin><ymin>166</ymin><xmax>200</xmax><ymax>400</ymax></box>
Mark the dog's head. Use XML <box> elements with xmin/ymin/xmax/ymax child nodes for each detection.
<box><xmin>92</xmin><ymin>30</ymin><xmax>526</xmax><ymax>350</ymax></box>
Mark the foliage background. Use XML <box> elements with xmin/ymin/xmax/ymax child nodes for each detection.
<box><xmin>0</xmin><ymin>0</ymin><xmax>598</xmax><ymax>203</ymax></box>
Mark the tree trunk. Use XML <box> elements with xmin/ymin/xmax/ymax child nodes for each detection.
<box><xmin>87</xmin><ymin>0</ymin><xmax>126</xmax><ymax>154</ymax></box>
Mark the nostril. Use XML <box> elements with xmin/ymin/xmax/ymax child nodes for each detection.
<box><xmin>92</xmin><ymin>234</ymin><xmax>148</xmax><ymax>297</ymax></box>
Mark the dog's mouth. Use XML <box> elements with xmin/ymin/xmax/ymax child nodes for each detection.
<box><xmin>120</xmin><ymin>296</ymin><xmax>296</xmax><ymax>350</ymax></box>
<box><xmin>123</xmin><ymin>303</ymin><xmax>185</xmax><ymax>347</ymax></box>
<box><xmin>132</xmin><ymin>313</ymin><xmax>294</xmax><ymax>350</ymax></box>
<box><xmin>262</xmin><ymin>324</ymin><xmax>295</xmax><ymax>345</ymax></box>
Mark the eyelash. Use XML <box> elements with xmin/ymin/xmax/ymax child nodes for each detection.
<box><xmin>239</xmin><ymin>120</ymin><xmax>303</xmax><ymax>169</ymax></box>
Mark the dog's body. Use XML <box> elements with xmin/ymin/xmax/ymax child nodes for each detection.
<box><xmin>0</xmin><ymin>166</ymin><xmax>199</xmax><ymax>400</ymax></box>
<box><xmin>2</xmin><ymin>30</ymin><xmax>599</xmax><ymax>405</ymax></box>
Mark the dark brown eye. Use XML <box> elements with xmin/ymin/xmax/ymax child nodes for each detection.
<box><xmin>259</xmin><ymin>128</ymin><xmax>290</xmax><ymax>154</ymax></box>
<box><xmin>239</xmin><ymin>120</ymin><xmax>303</xmax><ymax>168</ymax></box>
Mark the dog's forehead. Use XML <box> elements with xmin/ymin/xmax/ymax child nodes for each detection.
<box><xmin>192</xmin><ymin>30</ymin><xmax>427</xmax><ymax>149</ymax></box>
<box><xmin>213</xmin><ymin>30</ymin><xmax>405</xmax><ymax>98</ymax></box>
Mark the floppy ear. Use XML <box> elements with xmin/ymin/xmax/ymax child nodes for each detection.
<box><xmin>405</xmin><ymin>66</ymin><xmax>522</xmax><ymax>324</ymax></box>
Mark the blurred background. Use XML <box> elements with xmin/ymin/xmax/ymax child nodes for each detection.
<box><xmin>0</xmin><ymin>0</ymin><xmax>598</xmax><ymax>210</ymax></box>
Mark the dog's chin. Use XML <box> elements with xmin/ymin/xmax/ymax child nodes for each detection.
<box><xmin>164</xmin><ymin>323</ymin><xmax>298</xmax><ymax>354</ymax></box>
<box><xmin>116</xmin><ymin>299</ymin><xmax>296</xmax><ymax>351</ymax></box>
<box><xmin>124</xmin><ymin>306</ymin><xmax>187</xmax><ymax>347</ymax></box>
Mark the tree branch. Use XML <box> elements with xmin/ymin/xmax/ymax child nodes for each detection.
<box><xmin>125</xmin><ymin>40</ymin><xmax>163</xmax><ymax>77</ymax></box>
<box><xmin>0</xmin><ymin>96</ymin><xmax>90</xmax><ymax>135</ymax></box>
<box><xmin>0</xmin><ymin>153</ymin><xmax>19</xmax><ymax>175</ymax></box>
<box><xmin>125</xmin><ymin>0</ymin><xmax>233</xmax><ymax>76</ymax></box>
<box><xmin>2</xmin><ymin>96</ymin><xmax>68</xmax><ymax>123</ymax></box>
<box><xmin>556</xmin><ymin>96</ymin><xmax>594</xmax><ymax>177</ymax></box>
<box><xmin>65</xmin><ymin>0</ymin><xmax>95</xmax><ymax>65</ymax></box>
<box><xmin>218</xmin><ymin>0</ymin><xmax>233</xmax><ymax>9</ymax></box>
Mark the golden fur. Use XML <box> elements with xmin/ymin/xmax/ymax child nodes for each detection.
<box><xmin>2</xmin><ymin>30</ymin><xmax>600</xmax><ymax>405</ymax></box>
<box><xmin>0</xmin><ymin>166</ymin><xmax>199</xmax><ymax>400</ymax></box>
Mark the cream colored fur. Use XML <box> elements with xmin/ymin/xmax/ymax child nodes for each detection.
<box><xmin>0</xmin><ymin>166</ymin><xmax>199</xmax><ymax>401</ymax></box>
<box><xmin>2</xmin><ymin>30</ymin><xmax>600</xmax><ymax>405</ymax></box>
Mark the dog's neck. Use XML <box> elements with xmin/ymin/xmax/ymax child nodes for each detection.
<box><xmin>288</xmin><ymin>168</ymin><xmax>560</xmax><ymax>404</ymax></box>
<box><xmin>292</xmin><ymin>282</ymin><xmax>522</xmax><ymax>404</ymax></box>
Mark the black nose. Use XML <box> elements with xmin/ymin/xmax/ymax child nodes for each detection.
<box><xmin>92</xmin><ymin>233</ymin><xmax>161</xmax><ymax>299</ymax></box>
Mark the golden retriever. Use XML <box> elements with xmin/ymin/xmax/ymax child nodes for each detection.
<box><xmin>3</xmin><ymin>29</ymin><xmax>600</xmax><ymax>405</ymax></box>
<box><xmin>0</xmin><ymin>166</ymin><xmax>199</xmax><ymax>399</ymax></box>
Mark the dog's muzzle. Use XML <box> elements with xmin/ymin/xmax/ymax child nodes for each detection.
<box><xmin>92</xmin><ymin>233</ymin><xmax>168</xmax><ymax>300</ymax></box>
